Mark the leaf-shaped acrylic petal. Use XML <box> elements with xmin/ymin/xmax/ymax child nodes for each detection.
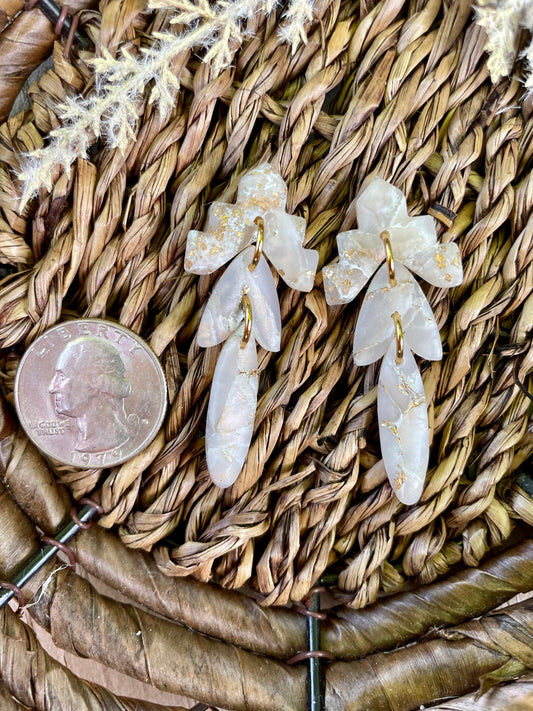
<box><xmin>337</xmin><ymin>230</ymin><xmax>383</xmax><ymax>264</ymax></box>
<box><xmin>198</xmin><ymin>246</ymin><xmax>281</xmax><ymax>352</ymax></box>
<box><xmin>402</xmin><ymin>242</ymin><xmax>463</xmax><ymax>287</ymax></box>
<box><xmin>356</xmin><ymin>179</ymin><xmax>438</xmax><ymax>261</ymax></box>
<box><xmin>356</xmin><ymin>177</ymin><xmax>408</xmax><ymax>234</ymax></box>
<box><xmin>206</xmin><ymin>326</ymin><xmax>259</xmax><ymax>488</ymax></box>
<box><xmin>262</xmin><ymin>211</ymin><xmax>318</xmax><ymax>291</ymax></box>
<box><xmin>353</xmin><ymin>263</ymin><xmax>442</xmax><ymax>365</ymax></box>
<box><xmin>378</xmin><ymin>340</ymin><xmax>428</xmax><ymax>505</ymax></box>
<box><xmin>323</xmin><ymin>262</ymin><xmax>368</xmax><ymax>305</ymax></box>
<box><xmin>389</xmin><ymin>215</ymin><xmax>437</xmax><ymax>262</ymax></box>
<box><xmin>237</xmin><ymin>163</ymin><xmax>288</xmax><ymax>214</ymax></box>
<box><xmin>322</xmin><ymin>230</ymin><xmax>382</xmax><ymax>304</ymax></box>
<box><xmin>185</xmin><ymin>202</ymin><xmax>255</xmax><ymax>274</ymax></box>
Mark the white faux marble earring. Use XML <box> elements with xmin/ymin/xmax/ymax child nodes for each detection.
<box><xmin>322</xmin><ymin>178</ymin><xmax>463</xmax><ymax>505</ymax></box>
<box><xmin>185</xmin><ymin>163</ymin><xmax>318</xmax><ymax>488</ymax></box>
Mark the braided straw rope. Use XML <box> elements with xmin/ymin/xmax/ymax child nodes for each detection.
<box><xmin>0</xmin><ymin>0</ymin><xmax>532</xmax><ymax>706</ymax></box>
<box><xmin>0</xmin><ymin>0</ymin><xmax>531</xmax><ymax>607</ymax></box>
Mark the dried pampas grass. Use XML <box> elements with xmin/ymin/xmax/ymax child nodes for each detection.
<box><xmin>475</xmin><ymin>0</ymin><xmax>533</xmax><ymax>85</ymax></box>
<box><xmin>19</xmin><ymin>0</ymin><xmax>314</xmax><ymax>208</ymax></box>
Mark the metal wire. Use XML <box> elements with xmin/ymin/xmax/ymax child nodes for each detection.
<box><xmin>392</xmin><ymin>311</ymin><xmax>404</xmax><ymax>365</ymax></box>
<box><xmin>240</xmin><ymin>293</ymin><xmax>253</xmax><ymax>349</ymax></box>
<box><xmin>25</xmin><ymin>0</ymin><xmax>91</xmax><ymax>49</ymax></box>
<box><xmin>287</xmin><ymin>588</ymin><xmax>333</xmax><ymax>710</ymax></box>
<box><xmin>0</xmin><ymin>503</ymin><xmax>97</xmax><ymax>610</ymax></box>
<box><xmin>248</xmin><ymin>216</ymin><xmax>264</xmax><ymax>272</ymax></box>
<box><xmin>380</xmin><ymin>230</ymin><xmax>396</xmax><ymax>287</ymax></box>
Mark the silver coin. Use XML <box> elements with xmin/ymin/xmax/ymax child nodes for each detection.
<box><xmin>14</xmin><ymin>319</ymin><xmax>167</xmax><ymax>468</ymax></box>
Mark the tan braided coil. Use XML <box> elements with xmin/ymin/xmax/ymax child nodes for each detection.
<box><xmin>0</xmin><ymin>0</ymin><xmax>531</xmax><ymax>611</ymax></box>
<box><xmin>0</xmin><ymin>5</ymin><xmax>532</xmax><ymax>708</ymax></box>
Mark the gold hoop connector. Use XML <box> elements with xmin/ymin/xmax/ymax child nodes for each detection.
<box><xmin>381</xmin><ymin>230</ymin><xmax>396</xmax><ymax>287</ymax></box>
<box><xmin>241</xmin><ymin>293</ymin><xmax>252</xmax><ymax>349</ymax></box>
<box><xmin>248</xmin><ymin>216</ymin><xmax>264</xmax><ymax>272</ymax></box>
<box><xmin>392</xmin><ymin>311</ymin><xmax>404</xmax><ymax>365</ymax></box>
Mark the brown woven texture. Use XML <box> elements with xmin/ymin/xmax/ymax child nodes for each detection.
<box><xmin>0</xmin><ymin>0</ymin><xmax>532</xmax><ymax>708</ymax></box>
<box><xmin>1</xmin><ymin>454</ymin><xmax>532</xmax><ymax>710</ymax></box>
<box><xmin>0</xmin><ymin>0</ymin><xmax>531</xmax><ymax>607</ymax></box>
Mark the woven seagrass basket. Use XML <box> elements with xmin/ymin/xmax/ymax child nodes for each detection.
<box><xmin>0</xmin><ymin>0</ymin><xmax>532</xmax><ymax>708</ymax></box>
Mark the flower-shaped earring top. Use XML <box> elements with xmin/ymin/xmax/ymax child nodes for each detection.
<box><xmin>322</xmin><ymin>178</ymin><xmax>463</xmax><ymax>505</ymax></box>
<box><xmin>186</xmin><ymin>163</ymin><xmax>318</xmax><ymax>292</ymax></box>
<box><xmin>323</xmin><ymin>177</ymin><xmax>462</xmax><ymax>305</ymax></box>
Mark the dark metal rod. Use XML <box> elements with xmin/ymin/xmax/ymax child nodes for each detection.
<box><xmin>32</xmin><ymin>0</ymin><xmax>91</xmax><ymax>50</ymax></box>
<box><xmin>307</xmin><ymin>590</ymin><xmax>325</xmax><ymax>711</ymax></box>
<box><xmin>0</xmin><ymin>504</ymin><xmax>96</xmax><ymax>609</ymax></box>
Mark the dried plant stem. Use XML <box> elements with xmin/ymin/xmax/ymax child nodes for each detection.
<box><xmin>325</xmin><ymin>598</ymin><xmax>533</xmax><ymax>710</ymax></box>
<box><xmin>323</xmin><ymin>535</ymin><xmax>533</xmax><ymax>660</ymax></box>
<box><xmin>72</xmin><ymin>524</ymin><xmax>308</xmax><ymax>659</ymax></box>
<box><xmin>27</xmin><ymin>568</ymin><xmax>307</xmax><ymax>711</ymax></box>
<box><xmin>429</xmin><ymin>673</ymin><xmax>533</xmax><ymax>710</ymax></box>
<box><xmin>0</xmin><ymin>607</ymin><xmax>190</xmax><ymax>711</ymax></box>
<box><xmin>72</xmin><ymin>526</ymin><xmax>533</xmax><ymax>661</ymax></box>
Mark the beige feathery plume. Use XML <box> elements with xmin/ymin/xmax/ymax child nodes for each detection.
<box><xmin>475</xmin><ymin>0</ymin><xmax>533</xmax><ymax>83</ymax></box>
<box><xmin>19</xmin><ymin>0</ymin><xmax>315</xmax><ymax>208</ymax></box>
<box><xmin>278</xmin><ymin>0</ymin><xmax>315</xmax><ymax>51</ymax></box>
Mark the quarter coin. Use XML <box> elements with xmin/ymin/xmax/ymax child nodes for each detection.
<box><xmin>14</xmin><ymin>319</ymin><xmax>167</xmax><ymax>468</ymax></box>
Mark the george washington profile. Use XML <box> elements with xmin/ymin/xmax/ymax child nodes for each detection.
<box><xmin>49</xmin><ymin>337</ymin><xmax>135</xmax><ymax>452</ymax></box>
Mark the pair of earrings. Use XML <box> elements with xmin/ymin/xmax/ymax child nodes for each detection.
<box><xmin>185</xmin><ymin>165</ymin><xmax>463</xmax><ymax>505</ymax></box>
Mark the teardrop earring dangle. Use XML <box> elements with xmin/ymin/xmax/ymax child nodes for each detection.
<box><xmin>201</xmin><ymin>217</ymin><xmax>270</xmax><ymax>489</ymax></box>
<box><xmin>322</xmin><ymin>178</ymin><xmax>463</xmax><ymax>505</ymax></box>
<box><xmin>185</xmin><ymin>164</ymin><xmax>319</xmax><ymax>488</ymax></box>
